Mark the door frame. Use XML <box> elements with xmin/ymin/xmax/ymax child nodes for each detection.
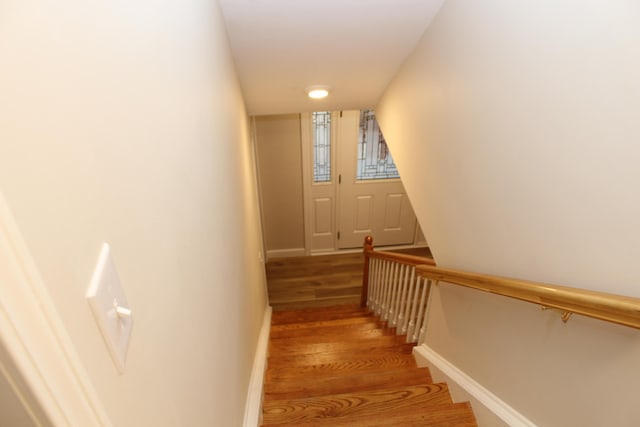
<box><xmin>0</xmin><ymin>192</ymin><xmax>112</xmax><ymax>426</ymax></box>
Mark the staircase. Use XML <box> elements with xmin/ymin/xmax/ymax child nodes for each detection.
<box><xmin>261</xmin><ymin>304</ymin><xmax>477</xmax><ymax>426</ymax></box>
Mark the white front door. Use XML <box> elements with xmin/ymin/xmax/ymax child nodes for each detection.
<box><xmin>336</xmin><ymin>110</ymin><xmax>417</xmax><ymax>249</ymax></box>
<box><xmin>302</xmin><ymin>110</ymin><xmax>418</xmax><ymax>252</ymax></box>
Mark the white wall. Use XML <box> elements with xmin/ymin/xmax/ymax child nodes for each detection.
<box><xmin>377</xmin><ymin>1</ymin><xmax>640</xmax><ymax>426</ymax></box>
<box><xmin>0</xmin><ymin>0</ymin><xmax>268</xmax><ymax>426</ymax></box>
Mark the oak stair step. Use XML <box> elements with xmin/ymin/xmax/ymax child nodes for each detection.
<box><xmin>270</xmin><ymin>315</ymin><xmax>380</xmax><ymax>332</ymax></box>
<box><xmin>269</xmin><ymin>335</ymin><xmax>409</xmax><ymax>357</ymax></box>
<box><xmin>269</xmin><ymin>321</ymin><xmax>390</xmax><ymax>340</ymax></box>
<box><xmin>262</xmin><ymin>305</ymin><xmax>477</xmax><ymax>426</ymax></box>
<box><xmin>264</xmin><ymin>367</ymin><xmax>432</xmax><ymax>399</ymax></box>
<box><xmin>271</xmin><ymin>304</ymin><xmax>370</xmax><ymax>324</ymax></box>
<box><xmin>262</xmin><ymin>402</ymin><xmax>477</xmax><ymax>427</ymax></box>
<box><xmin>262</xmin><ymin>383</ymin><xmax>452</xmax><ymax>424</ymax></box>
<box><xmin>266</xmin><ymin>349</ymin><xmax>417</xmax><ymax>379</ymax></box>
<box><xmin>266</xmin><ymin>341</ymin><xmax>415</xmax><ymax>370</ymax></box>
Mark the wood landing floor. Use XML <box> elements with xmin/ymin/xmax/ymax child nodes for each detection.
<box><xmin>266</xmin><ymin>247</ymin><xmax>432</xmax><ymax>311</ymax></box>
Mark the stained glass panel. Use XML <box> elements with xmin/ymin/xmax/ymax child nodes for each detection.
<box><xmin>356</xmin><ymin>110</ymin><xmax>400</xmax><ymax>180</ymax></box>
<box><xmin>313</xmin><ymin>111</ymin><xmax>331</xmax><ymax>182</ymax></box>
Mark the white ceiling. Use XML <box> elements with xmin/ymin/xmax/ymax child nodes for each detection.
<box><xmin>218</xmin><ymin>0</ymin><xmax>444</xmax><ymax>116</ymax></box>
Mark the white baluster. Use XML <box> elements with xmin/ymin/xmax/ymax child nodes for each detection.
<box><xmin>415</xmin><ymin>280</ymin><xmax>433</xmax><ymax>345</ymax></box>
<box><xmin>400</xmin><ymin>267</ymin><xmax>416</xmax><ymax>335</ymax></box>
<box><xmin>388</xmin><ymin>263</ymin><xmax>401</xmax><ymax>327</ymax></box>
<box><xmin>367</xmin><ymin>258</ymin><xmax>376</xmax><ymax>310</ymax></box>
<box><xmin>365</xmin><ymin>258</ymin><xmax>371</xmax><ymax>309</ymax></box>
<box><xmin>406</xmin><ymin>276</ymin><xmax>422</xmax><ymax>341</ymax></box>
<box><xmin>370</xmin><ymin>258</ymin><xmax>381</xmax><ymax>311</ymax></box>
<box><xmin>381</xmin><ymin>260</ymin><xmax>392</xmax><ymax>320</ymax></box>
<box><xmin>388</xmin><ymin>262</ymin><xmax>400</xmax><ymax>325</ymax></box>
<box><xmin>395</xmin><ymin>265</ymin><xmax>409</xmax><ymax>333</ymax></box>
<box><xmin>377</xmin><ymin>260</ymin><xmax>389</xmax><ymax>317</ymax></box>
<box><xmin>412</xmin><ymin>279</ymin><xmax>430</xmax><ymax>342</ymax></box>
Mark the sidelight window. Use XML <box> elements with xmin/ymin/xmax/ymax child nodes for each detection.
<box><xmin>312</xmin><ymin>111</ymin><xmax>332</xmax><ymax>183</ymax></box>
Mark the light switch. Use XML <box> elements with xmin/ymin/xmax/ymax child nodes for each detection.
<box><xmin>86</xmin><ymin>243</ymin><xmax>133</xmax><ymax>373</ymax></box>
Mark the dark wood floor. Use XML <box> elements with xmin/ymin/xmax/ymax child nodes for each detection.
<box><xmin>266</xmin><ymin>247</ymin><xmax>432</xmax><ymax>311</ymax></box>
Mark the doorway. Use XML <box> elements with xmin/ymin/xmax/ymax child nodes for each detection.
<box><xmin>301</xmin><ymin>110</ymin><xmax>420</xmax><ymax>253</ymax></box>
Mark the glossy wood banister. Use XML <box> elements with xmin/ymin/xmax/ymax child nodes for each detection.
<box><xmin>416</xmin><ymin>264</ymin><xmax>640</xmax><ymax>329</ymax></box>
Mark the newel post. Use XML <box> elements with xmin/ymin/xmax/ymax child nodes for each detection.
<box><xmin>361</xmin><ymin>236</ymin><xmax>374</xmax><ymax>308</ymax></box>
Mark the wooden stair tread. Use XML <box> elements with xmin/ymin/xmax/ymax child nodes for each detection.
<box><xmin>269</xmin><ymin>326</ymin><xmax>396</xmax><ymax>344</ymax></box>
<box><xmin>267</xmin><ymin>344</ymin><xmax>414</xmax><ymax>370</ymax></box>
<box><xmin>267</xmin><ymin>354</ymin><xmax>417</xmax><ymax>382</ymax></box>
<box><xmin>269</xmin><ymin>321</ymin><xmax>386</xmax><ymax>339</ymax></box>
<box><xmin>262</xmin><ymin>383</ymin><xmax>452</xmax><ymax>424</ymax></box>
<box><xmin>271</xmin><ymin>305</ymin><xmax>370</xmax><ymax>325</ymax></box>
<box><xmin>269</xmin><ymin>335</ymin><xmax>409</xmax><ymax>356</ymax></box>
<box><xmin>270</xmin><ymin>315</ymin><xmax>378</xmax><ymax>331</ymax></box>
<box><xmin>271</xmin><ymin>303</ymin><xmax>361</xmax><ymax>316</ymax></box>
<box><xmin>264</xmin><ymin>367</ymin><xmax>432</xmax><ymax>399</ymax></box>
<box><xmin>261</xmin><ymin>402</ymin><xmax>477</xmax><ymax>427</ymax></box>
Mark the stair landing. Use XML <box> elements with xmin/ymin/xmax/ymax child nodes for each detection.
<box><xmin>262</xmin><ymin>304</ymin><xmax>477</xmax><ymax>426</ymax></box>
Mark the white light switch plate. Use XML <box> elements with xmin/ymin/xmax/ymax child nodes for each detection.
<box><xmin>86</xmin><ymin>243</ymin><xmax>133</xmax><ymax>373</ymax></box>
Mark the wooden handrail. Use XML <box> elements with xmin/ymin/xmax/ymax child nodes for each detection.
<box><xmin>416</xmin><ymin>264</ymin><xmax>640</xmax><ymax>329</ymax></box>
<box><xmin>361</xmin><ymin>236</ymin><xmax>640</xmax><ymax>329</ymax></box>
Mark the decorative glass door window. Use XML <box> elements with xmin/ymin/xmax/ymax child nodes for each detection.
<box><xmin>312</xmin><ymin>111</ymin><xmax>331</xmax><ymax>182</ymax></box>
<box><xmin>356</xmin><ymin>110</ymin><xmax>400</xmax><ymax>180</ymax></box>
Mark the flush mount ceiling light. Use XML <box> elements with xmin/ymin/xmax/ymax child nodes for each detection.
<box><xmin>306</xmin><ymin>85</ymin><xmax>330</xmax><ymax>99</ymax></box>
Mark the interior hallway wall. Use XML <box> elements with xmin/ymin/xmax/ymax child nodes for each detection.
<box><xmin>377</xmin><ymin>1</ymin><xmax>640</xmax><ymax>426</ymax></box>
<box><xmin>0</xmin><ymin>0</ymin><xmax>268</xmax><ymax>425</ymax></box>
<box><xmin>254</xmin><ymin>115</ymin><xmax>306</xmax><ymax>256</ymax></box>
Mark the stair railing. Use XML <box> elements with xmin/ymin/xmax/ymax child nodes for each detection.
<box><xmin>362</xmin><ymin>236</ymin><xmax>436</xmax><ymax>343</ymax></box>
<box><xmin>362</xmin><ymin>236</ymin><xmax>640</xmax><ymax>336</ymax></box>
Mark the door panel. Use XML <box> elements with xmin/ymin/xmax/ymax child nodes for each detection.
<box><xmin>354</xmin><ymin>196</ymin><xmax>373</xmax><ymax>231</ymax></box>
<box><xmin>314</xmin><ymin>198</ymin><xmax>332</xmax><ymax>234</ymax></box>
<box><xmin>384</xmin><ymin>193</ymin><xmax>404</xmax><ymax>229</ymax></box>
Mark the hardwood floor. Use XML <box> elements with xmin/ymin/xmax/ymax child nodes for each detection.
<box><xmin>265</xmin><ymin>247</ymin><xmax>432</xmax><ymax>311</ymax></box>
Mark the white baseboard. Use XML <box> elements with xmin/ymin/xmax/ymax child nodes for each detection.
<box><xmin>266</xmin><ymin>248</ymin><xmax>306</xmax><ymax>261</ymax></box>
<box><xmin>413</xmin><ymin>345</ymin><xmax>536</xmax><ymax>427</ymax></box>
<box><xmin>243</xmin><ymin>305</ymin><xmax>272</xmax><ymax>427</ymax></box>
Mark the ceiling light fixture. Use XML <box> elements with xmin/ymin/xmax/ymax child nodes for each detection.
<box><xmin>306</xmin><ymin>85</ymin><xmax>330</xmax><ymax>99</ymax></box>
